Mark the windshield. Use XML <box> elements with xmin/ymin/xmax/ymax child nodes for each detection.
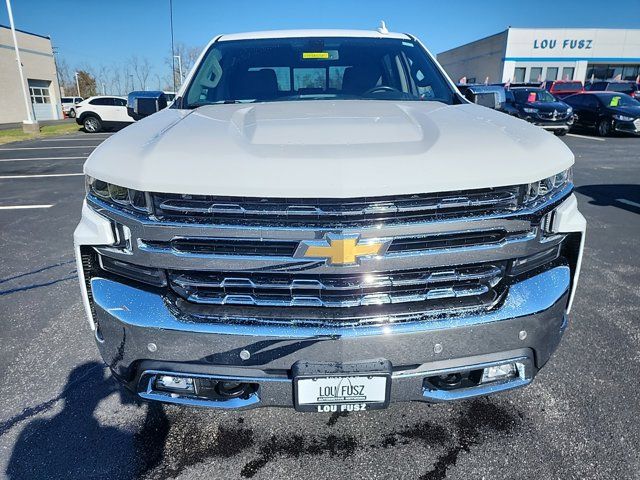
<box><xmin>600</xmin><ymin>94</ymin><xmax>640</xmax><ymax>108</ymax></box>
<box><xmin>553</xmin><ymin>82</ymin><xmax>582</xmax><ymax>92</ymax></box>
<box><xmin>513</xmin><ymin>89</ymin><xmax>557</xmax><ymax>104</ymax></box>
<box><xmin>183</xmin><ymin>37</ymin><xmax>455</xmax><ymax>107</ymax></box>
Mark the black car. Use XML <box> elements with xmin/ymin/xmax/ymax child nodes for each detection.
<box><xmin>457</xmin><ymin>84</ymin><xmax>519</xmax><ymax>116</ymax></box>
<box><xmin>564</xmin><ymin>92</ymin><xmax>640</xmax><ymax>136</ymax></box>
<box><xmin>509</xmin><ymin>87</ymin><xmax>574</xmax><ymax>135</ymax></box>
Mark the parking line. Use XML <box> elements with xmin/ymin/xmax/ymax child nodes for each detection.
<box><xmin>0</xmin><ymin>204</ymin><xmax>53</xmax><ymax>210</ymax></box>
<box><xmin>0</xmin><ymin>146</ymin><xmax>93</xmax><ymax>150</ymax></box>
<box><xmin>0</xmin><ymin>173</ymin><xmax>83</xmax><ymax>179</ymax></box>
<box><xmin>616</xmin><ymin>199</ymin><xmax>640</xmax><ymax>209</ymax></box>
<box><xmin>566</xmin><ymin>134</ymin><xmax>605</xmax><ymax>142</ymax></box>
<box><xmin>0</xmin><ymin>156</ymin><xmax>88</xmax><ymax>162</ymax></box>
<box><xmin>44</xmin><ymin>138</ymin><xmax>107</xmax><ymax>141</ymax></box>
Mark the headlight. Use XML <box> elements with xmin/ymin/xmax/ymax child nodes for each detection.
<box><xmin>523</xmin><ymin>107</ymin><xmax>538</xmax><ymax>114</ymax></box>
<box><xmin>613</xmin><ymin>114</ymin><xmax>634</xmax><ymax>122</ymax></box>
<box><xmin>566</xmin><ymin>107</ymin><xmax>573</xmax><ymax>114</ymax></box>
<box><xmin>523</xmin><ymin>167</ymin><xmax>572</xmax><ymax>205</ymax></box>
<box><xmin>85</xmin><ymin>176</ymin><xmax>149</xmax><ymax>213</ymax></box>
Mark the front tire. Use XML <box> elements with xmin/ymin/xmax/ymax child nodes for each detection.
<box><xmin>83</xmin><ymin>115</ymin><xmax>102</xmax><ymax>133</ymax></box>
<box><xmin>554</xmin><ymin>129</ymin><xmax>568</xmax><ymax>136</ymax></box>
<box><xmin>597</xmin><ymin>118</ymin><xmax>611</xmax><ymax>137</ymax></box>
<box><xmin>68</xmin><ymin>108</ymin><xmax>76</xmax><ymax>118</ymax></box>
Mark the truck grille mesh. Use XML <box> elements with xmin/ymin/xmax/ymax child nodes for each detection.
<box><xmin>151</xmin><ymin>186</ymin><xmax>522</xmax><ymax>227</ymax></box>
<box><xmin>168</xmin><ymin>262</ymin><xmax>506</xmax><ymax>309</ymax></box>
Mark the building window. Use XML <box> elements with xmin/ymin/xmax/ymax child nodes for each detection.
<box><xmin>545</xmin><ymin>67</ymin><xmax>558</xmax><ymax>81</ymax></box>
<box><xmin>529</xmin><ymin>67</ymin><xmax>543</xmax><ymax>82</ymax></box>
<box><xmin>561</xmin><ymin>67</ymin><xmax>575</xmax><ymax>80</ymax></box>
<box><xmin>585</xmin><ymin>64</ymin><xmax>639</xmax><ymax>82</ymax></box>
<box><xmin>29</xmin><ymin>86</ymin><xmax>51</xmax><ymax>104</ymax></box>
<box><xmin>514</xmin><ymin>67</ymin><xmax>526</xmax><ymax>83</ymax></box>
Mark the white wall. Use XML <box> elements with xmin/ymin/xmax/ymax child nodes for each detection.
<box><xmin>0</xmin><ymin>27</ymin><xmax>61</xmax><ymax>124</ymax></box>
<box><xmin>437</xmin><ymin>31</ymin><xmax>507</xmax><ymax>84</ymax></box>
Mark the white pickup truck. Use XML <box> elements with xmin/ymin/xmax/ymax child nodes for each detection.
<box><xmin>74</xmin><ymin>28</ymin><xmax>585</xmax><ymax>412</ymax></box>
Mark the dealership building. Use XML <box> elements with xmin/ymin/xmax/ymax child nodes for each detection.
<box><xmin>437</xmin><ymin>28</ymin><xmax>640</xmax><ymax>85</ymax></box>
<box><xmin>0</xmin><ymin>24</ymin><xmax>62</xmax><ymax>124</ymax></box>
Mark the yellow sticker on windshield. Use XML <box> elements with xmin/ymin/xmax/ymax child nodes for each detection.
<box><xmin>303</xmin><ymin>52</ymin><xmax>329</xmax><ymax>59</ymax></box>
<box><xmin>610</xmin><ymin>96</ymin><xmax>621</xmax><ymax>107</ymax></box>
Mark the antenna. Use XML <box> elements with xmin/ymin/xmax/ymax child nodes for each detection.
<box><xmin>377</xmin><ymin>21</ymin><xmax>389</xmax><ymax>34</ymax></box>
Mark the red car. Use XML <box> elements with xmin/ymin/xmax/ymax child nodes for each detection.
<box><xmin>542</xmin><ymin>80</ymin><xmax>585</xmax><ymax>99</ymax></box>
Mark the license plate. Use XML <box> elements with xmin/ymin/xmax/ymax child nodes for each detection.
<box><xmin>294</xmin><ymin>374</ymin><xmax>390</xmax><ymax>412</ymax></box>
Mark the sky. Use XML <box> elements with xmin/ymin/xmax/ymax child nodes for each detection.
<box><xmin>2</xmin><ymin>0</ymin><xmax>639</xmax><ymax>88</ymax></box>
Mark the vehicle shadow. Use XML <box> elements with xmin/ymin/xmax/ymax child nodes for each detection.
<box><xmin>575</xmin><ymin>184</ymin><xmax>640</xmax><ymax>215</ymax></box>
<box><xmin>5</xmin><ymin>361</ymin><xmax>169</xmax><ymax>480</ymax></box>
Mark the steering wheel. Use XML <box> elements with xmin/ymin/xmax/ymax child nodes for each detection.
<box><xmin>362</xmin><ymin>85</ymin><xmax>400</xmax><ymax>96</ymax></box>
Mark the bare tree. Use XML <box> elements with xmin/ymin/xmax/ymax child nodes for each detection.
<box><xmin>165</xmin><ymin>43</ymin><xmax>201</xmax><ymax>91</ymax></box>
<box><xmin>130</xmin><ymin>55</ymin><xmax>152</xmax><ymax>91</ymax></box>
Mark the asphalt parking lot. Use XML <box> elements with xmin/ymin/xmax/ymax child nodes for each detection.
<box><xmin>0</xmin><ymin>130</ymin><xmax>638</xmax><ymax>480</ymax></box>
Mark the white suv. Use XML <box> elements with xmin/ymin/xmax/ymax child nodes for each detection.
<box><xmin>75</xmin><ymin>96</ymin><xmax>134</xmax><ymax>133</ymax></box>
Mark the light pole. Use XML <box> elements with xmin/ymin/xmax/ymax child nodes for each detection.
<box><xmin>173</xmin><ymin>54</ymin><xmax>183</xmax><ymax>88</ymax></box>
<box><xmin>75</xmin><ymin>71</ymin><xmax>81</xmax><ymax>97</ymax></box>
<box><xmin>5</xmin><ymin>0</ymin><xmax>39</xmax><ymax>132</ymax></box>
<box><xmin>169</xmin><ymin>0</ymin><xmax>176</xmax><ymax>93</ymax></box>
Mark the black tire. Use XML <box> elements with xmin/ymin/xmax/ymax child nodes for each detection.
<box><xmin>554</xmin><ymin>129</ymin><xmax>568</xmax><ymax>136</ymax></box>
<box><xmin>597</xmin><ymin>118</ymin><xmax>611</xmax><ymax>137</ymax></box>
<box><xmin>83</xmin><ymin>115</ymin><xmax>102</xmax><ymax>133</ymax></box>
<box><xmin>68</xmin><ymin>108</ymin><xmax>76</xmax><ymax>118</ymax></box>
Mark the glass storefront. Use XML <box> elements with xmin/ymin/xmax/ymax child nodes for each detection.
<box><xmin>586</xmin><ymin>64</ymin><xmax>640</xmax><ymax>82</ymax></box>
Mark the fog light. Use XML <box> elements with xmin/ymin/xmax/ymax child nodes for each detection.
<box><xmin>480</xmin><ymin>363</ymin><xmax>517</xmax><ymax>384</ymax></box>
<box><xmin>155</xmin><ymin>375</ymin><xmax>195</xmax><ymax>393</ymax></box>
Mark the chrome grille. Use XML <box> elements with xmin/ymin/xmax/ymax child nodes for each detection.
<box><xmin>168</xmin><ymin>263</ymin><xmax>506</xmax><ymax>309</ymax></box>
<box><xmin>142</xmin><ymin>229</ymin><xmax>512</xmax><ymax>257</ymax></box>
<box><xmin>151</xmin><ymin>187</ymin><xmax>522</xmax><ymax>226</ymax></box>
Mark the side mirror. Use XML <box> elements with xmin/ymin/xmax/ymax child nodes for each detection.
<box><xmin>127</xmin><ymin>91</ymin><xmax>167</xmax><ymax>120</ymax></box>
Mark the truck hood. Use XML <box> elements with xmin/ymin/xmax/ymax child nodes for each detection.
<box><xmin>85</xmin><ymin>100</ymin><xmax>574</xmax><ymax>198</ymax></box>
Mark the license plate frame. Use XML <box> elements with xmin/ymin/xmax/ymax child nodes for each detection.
<box><xmin>292</xmin><ymin>359</ymin><xmax>392</xmax><ymax>412</ymax></box>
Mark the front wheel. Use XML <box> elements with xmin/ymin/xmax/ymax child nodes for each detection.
<box><xmin>597</xmin><ymin>118</ymin><xmax>611</xmax><ymax>137</ymax></box>
<box><xmin>68</xmin><ymin>108</ymin><xmax>76</xmax><ymax>118</ymax></box>
<box><xmin>554</xmin><ymin>129</ymin><xmax>568</xmax><ymax>136</ymax></box>
<box><xmin>83</xmin><ymin>116</ymin><xmax>102</xmax><ymax>133</ymax></box>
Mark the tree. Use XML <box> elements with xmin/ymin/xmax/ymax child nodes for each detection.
<box><xmin>130</xmin><ymin>55</ymin><xmax>152</xmax><ymax>91</ymax></box>
<box><xmin>76</xmin><ymin>70</ymin><xmax>97</xmax><ymax>98</ymax></box>
<box><xmin>165</xmin><ymin>43</ymin><xmax>201</xmax><ymax>91</ymax></box>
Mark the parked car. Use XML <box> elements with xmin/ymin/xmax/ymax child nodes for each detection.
<box><xmin>74</xmin><ymin>96</ymin><xmax>134</xmax><ymax>133</ymax></box>
<box><xmin>75</xmin><ymin>28</ymin><xmax>585</xmax><ymax>412</ymax></box>
<box><xmin>585</xmin><ymin>81</ymin><xmax>639</xmax><ymax>99</ymax></box>
<box><xmin>509</xmin><ymin>87</ymin><xmax>574</xmax><ymax>135</ymax></box>
<box><xmin>61</xmin><ymin>96</ymin><xmax>83</xmax><ymax>118</ymax></box>
<box><xmin>542</xmin><ymin>80</ymin><xmax>584</xmax><ymax>99</ymax></box>
<box><xmin>457</xmin><ymin>84</ymin><xmax>519</xmax><ymax>115</ymax></box>
<box><xmin>564</xmin><ymin>92</ymin><xmax>640</xmax><ymax>136</ymax></box>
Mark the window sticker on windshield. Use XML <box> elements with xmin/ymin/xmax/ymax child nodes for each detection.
<box><xmin>527</xmin><ymin>92</ymin><xmax>537</xmax><ymax>103</ymax></box>
<box><xmin>610</xmin><ymin>96</ymin><xmax>621</xmax><ymax>107</ymax></box>
<box><xmin>303</xmin><ymin>52</ymin><xmax>329</xmax><ymax>59</ymax></box>
<box><xmin>302</xmin><ymin>50</ymin><xmax>339</xmax><ymax>60</ymax></box>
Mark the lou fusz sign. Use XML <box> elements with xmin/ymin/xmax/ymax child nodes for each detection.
<box><xmin>533</xmin><ymin>38</ymin><xmax>593</xmax><ymax>50</ymax></box>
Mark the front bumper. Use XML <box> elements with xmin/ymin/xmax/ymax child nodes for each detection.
<box><xmin>90</xmin><ymin>265</ymin><xmax>570</xmax><ymax>408</ymax></box>
<box><xmin>613</xmin><ymin>119</ymin><xmax>640</xmax><ymax>135</ymax></box>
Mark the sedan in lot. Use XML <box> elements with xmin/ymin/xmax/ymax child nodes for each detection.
<box><xmin>509</xmin><ymin>87</ymin><xmax>574</xmax><ymax>135</ymax></box>
<box><xmin>564</xmin><ymin>92</ymin><xmax>640</xmax><ymax>136</ymax></box>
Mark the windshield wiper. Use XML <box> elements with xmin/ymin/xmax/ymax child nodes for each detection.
<box><xmin>186</xmin><ymin>100</ymin><xmax>248</xmax><ymax>109</ymax></box>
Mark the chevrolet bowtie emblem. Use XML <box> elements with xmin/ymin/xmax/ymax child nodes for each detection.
<box><xmin>295</xmin><ymin>234</ymin><xmax>391</xmax><ymax>266</ymax></box>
